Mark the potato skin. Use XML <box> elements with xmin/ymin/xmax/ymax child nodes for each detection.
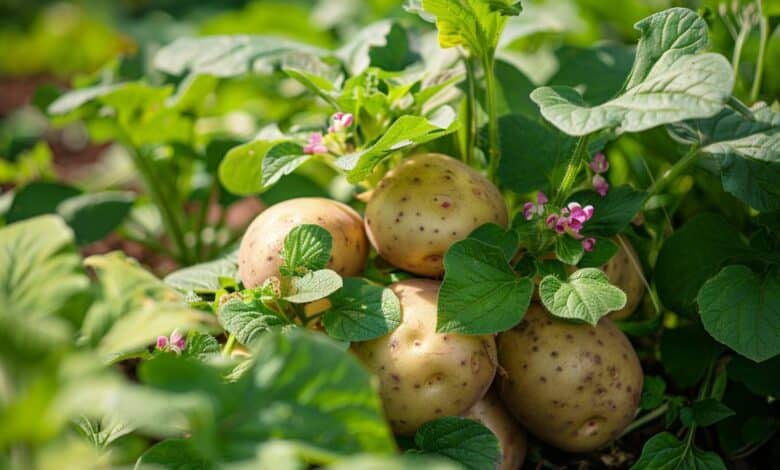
<box><xmin>351</xmin><ymin>279</ymin><xmax>497</xmax><ymax>435</ymax></box>
<box><xmin>364</xmin><ymin>153</ymin><xmax>508</xmax><ymax>277</ymax></box>
<box><xmin>604</xmin><ymin>236</ymin><xmax>645</xmax><ymax>320</ymax></box>
<box><xmin>238</xmin><ymin>197</ymin><xmax>368</xmax><ymax>288</ymax></box>
<box><xmin>497</xmin><ymin>303</ymin><xmax>643</xmax><ymax>453</ymax></box>
<box><xmin>463</xmin><ymin>390</ymin><xmax>527</xmax><ymax>470</ymax></box>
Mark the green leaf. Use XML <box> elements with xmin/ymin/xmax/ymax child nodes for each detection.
<box><xmin>531</xmin><ymin>8</ymin><xmax>733</xmax><ymax>136</ymax></box>
<box><xmin>57</xmin><ymin>191</ymin><xmax>135</xmax><ymax>245</ymax></box>
<box><xmin>572</xmin><ymin>186</ymin><xmax>646</xmax><ymax>236</ymax></box>
<box><xmin>335</xmin><ymin>109</ymin><xmax>457</xmax><ymax>183</ymax></box>
<box><xmin>164</xmin><ymin>251</ymin><xmax>239</xmax><ymax>294</ymax></box>
<box><xmin>322</xmin><ymin>278</ymin><xmax>401</xmax><ymax>342</ymax></box>
<box><xmin>5</xmin><ymin>181</ymin><xmax>81</xmax><ymax>224</ymax></box>
<box><xmin>727</xmin><ymin>354</ymin><xmax>780</xmax><ymax>396</ymax></box>
<box><xmin>280</xmin><ymin>225</ymin><xmax>333</xmax><ymax>277</ymax></box>
<box><xmin>328</xmin><ymin>454</ymin><xmax>460</xmax><ymax>470</ymax></box>
<box><xmin>284</xmin><ymin>269</ymin><xmax>343</xmax><ymax>304</ymax></box>
<box><xmin>467</xmin><ymin>223</ymin><xmax>519</xmax><ymax>262</ymax></box>
<box><xmin>413</xmin><ymin>417</ymin><xmax>500</xmax><ymax>470</ymax></box>
<box><xmin>0</xmin><ymin>215</ymin><xmax>89</xmax><ymax>357</ymax></box>
<box><xmin>555</xmin><ymin>236</ymin><xmax>584</xmax><ymax>265</ymax></box>
<box><xmin>414</xmin><ymin>0</ymin><xmax>521</xmax><ymax>59</ymax></box>
<box><xmin>261</xmin><ymin>142</ymin><xmax>310</xmax><ymax>190</ymax></box>
<box><xmin>218</xmin><ymin>295</ymin><xmax>288</xmax><ymax>346</ymax></box>
<box><xmin>578</xmin><ymin>237</ymin><xmax>619</xmax><ymax>268</ymax></box>
<box><xmin>669</xmin><ymin>103</ymin><xmax>780</xmax><ymax>212</ymax></box>
<box><xmin>686</xmin><ymin>398</ymin><xmax>735</xmax><ymax>427</ymax></box>
<box><xmin>698</xmin><ymin>265</ymin><xmax>780</xmax><ymax>362</ymax></box>
<box><xmin>548</xmin><ymin>43</ymin><xmax>635</xmax><ymax>105</ymax></box>
<box><xmin>338</xmin><ymin>21</ymin><xmax>418</xmax><ymax>75</ymax></box>
<box><xmin>183</xmin><ymin>333</ymin><xmax>221</xmax><ymax>360</ymax></box>
<box><xmin>218</xmin><ymin>140</ymin><xmax>284</xmax><ymax>196</ymax></box>
<box><xmin>539</xmin><ymin>268</ymin><xmax>626</xmax><ymax>325</ymax></box>
<box><xmin>437</xmin><ymin>239</ymin><xmax>533</xmax><ymax>334</ymax></box>
<box><xmin>490</xmin><ymin>60</ymin><xmax>537</xmax><ymax>117</ymax></box>
<box><xmin>631</xmin><ymin>432</ymin><xmax>726</xmax><ymax>470</ymax></box>
<box><xmin>660</xmin><ymin>324</ymin><xmax>722</xmax><ymax>388</ymax></box>
<box><xmin>655</xmin><ymin>213</ymin><xmax>747</xmax><ymax>316</ymax></box>
<box><xmin>47</xmin><ymin>83</ymin><xmax>124</xmax><ymax>115</ymax></box>
<box><xmin>152</xmin><ymin>36</ymin><xmax>330</xmax><ymax>78</ymax></box>
<box><xmin>136</xmin><ymin>439</ymin><xmax>212</xmax><ymax>469</ymax></box>
<box><xmin>640</xmin><ymin>376</ymin><xmax>666</xmax><ymax>411</ymax></box>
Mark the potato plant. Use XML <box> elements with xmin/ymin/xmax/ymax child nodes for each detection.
<box><xmin>0</xmin><ymin>1</ymin><xmax>779</xmax><ymax>469</ymax></box>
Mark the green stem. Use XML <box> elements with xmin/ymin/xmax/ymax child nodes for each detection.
<box><xmin>193</xmin><ymin>181</ymin><xmax>218</xmax><ymax>262</ymax></box>
<box><xmin>483</xmin><ymin>54</ymin><xmax>501</xmax><ymax>180</ymax></box>
<box><xmin>553</xmin><ymin>134</ymin><xmax>591</xmax><ymax>207</ymax></box>
<box><xmin>463</xmin><ymin>55</ymin><xmax>478</xmax><ymax>167</ymax></box>
<box><xmin>750</xmin><ymin>2</ymin><xmax>768</xmax><ymax>102</ymax></box>
<box><xmin>618</xmin><ymin>402</ymin><xmax>670</xmax><ymax>439</ymax></box>
<box><xmin>728</xmin><ymin>96</ymin><xmax>755</xmax><ymax>119</ymax></box>
<box><xmin>645</xmin><ymin>146</ymin><xmax>700</xmax><ymax>199</ymax></box>
<box><xmin>222</xmin><ymin>334</ymin><xmax>237</xmax><ymax>357</ymax></box>
<box><xmin>732</xmin><ymin>20</ymin><xmax>750</xmax><ymax>76</ymax></box>
<box><xmin>127</xmin><ymin>145</ymin><xmax>191</xmax><ymax>265</ymax></box>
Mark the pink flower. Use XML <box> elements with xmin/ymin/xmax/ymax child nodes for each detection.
<box><xmin>545</xmin><ymin>214</ymin><xmax>558</xmax><ymax>229</ymax></box>
<box><xmin>169</xmin><ymin>329</ymin><xmax>186</xmax><ymax>353</ymax></box>
<box><xmin>304</xmin><ymin>133</ymin><xmax>328</xmax><ymax>154</ymax></box>
<box><xmin>156</xmin><ymin>336</ymin><xmax>168</xmax><ymax>349</ymax></box>
<box><xmin>582</xmin><ymin>237</ymin><xmax>596</xmax><ymax>252</ymax></box>
<box><xmin>328</xmin><ymin>112</ymin><xmax>353</xmax><ymax>133</ymax></box>
<box><xmin>593</xmin><ymin>174</ymin><xmax>609</xmax><ymax>197</ymax></box>
<box><xmin>523</xmin><ymin>202</ymin><xmax>535</xmax><ymax>220</ymax></box>
<box><xmin>536</xmin><ymin>192</ymin><xmax>548</xmax><ymax>205</ymax></box>
<box><xmin>589</xmin><ymin>153</ymin><xmax>609</xmax><ymax>173</ymax></box>
<box><xmin>522</xmin><ymin>191</ymin><xmax>548</xmax><ymax>220</ymax></box>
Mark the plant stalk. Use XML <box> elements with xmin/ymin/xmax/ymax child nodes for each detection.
<box><xmin>194</xmin><ymin>181</ymin><xmax>218</xmax><ymax>262</ymax></box>
<box><xmin>483</xmin><ymin>54</ymin><xmax>501</xmax><ymax>180</ymax></box>
<box><xmin>750</xmin><ymin>2</ymin><xmax>768</xmax><ymax>102</ymax></box>
<box><xmin>618</xmin><ymin>402</ymin><xmax>670</xmax><ymax>439</ymax></box>
<box><xmin>222</xmin><ymin>334</ymin><xmax>237</xmax><ymax>357</ymax></box>
<box><xmin>731</xmin><ymin>21</ymin><xmax>750</xmax><ymax>76</ymax></box>
<box><xmin>553</xmin><ymin>134</ymin><xmax>591</xmax><ymax>207</ymax></box>
<box><xmin>463</xmin><ymin>55</ymin><xmax>478</xmax><ymax>167</ymax></box>
<box><xmin>645</xmin><ymin>146</ymin><xmax>700</xmax><ymax>199</ymax></box>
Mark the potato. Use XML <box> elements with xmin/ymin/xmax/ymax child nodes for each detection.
<box><xmin>497</xmin><ymin>303</ymin><xmax>643</xmax><ymax>453</ymax></box>
<box><xmin>364</xmin><ymin>153</ymin><xmax>508</xmax><ymax>277</ymax></box>
<box><xmin>463</xmin><ymin>390</ymin><xmax>527</xmax><ymax>470</ymax></box>
<box><xmin>351</xmin><ymin>279</ymin><xmax>497</xmax><ymax>435</ymax></box>
<box><xmin>604</xmin><ymin>236</ymin><xmax>645</xmax><ymax>320</ymax></box>
<box><xmin>238</xmin><ymin>197</ymin><xmax>368</xmax><ymax>288</ymax></box>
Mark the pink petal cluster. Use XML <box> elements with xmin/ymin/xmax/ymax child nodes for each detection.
<box><xmin>328</xmin><ymin>112</ymin><xmax>353</xmax><ymax>133</ymax></box>
<box><xmin>156</xmin><ymin>329</ymin><xmax>186</xmax><ymax>354</ymax></box>
<box><xmin>545</xmin><ymin>202</ymin><xmax>597</xmax><ymax>251</ymax></box>
<box><xmin>589</xmin><ymin>153</ymin><xmax>609</xmax><ymax>197</ymax></box>
<box><xmin>303</xmin><ymin>132</ymin><xmax>328</xmax><ymax>155</ymax></box>
<box><xmin>522</xmin><ymin>192</ymin><xmax>548</xmax><ymax>220</ymax></box>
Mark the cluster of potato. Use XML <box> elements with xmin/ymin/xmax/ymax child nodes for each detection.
<box><xmin>237</xmin><ymin>153</ymin><xmax>645</xmax><ymax>466</ymax></box>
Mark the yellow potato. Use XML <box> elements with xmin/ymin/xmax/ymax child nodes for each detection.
<box><xmin>463</xmin><ymin>390</ymin><xmax>527</xmax><ymax>470</ymax></box>
<box><xmin>351</xmin><ymin>279</ymin><xmax>497</xmax><ymax>435</ymax></box>
<box><xmin>238</xmin><ymin>197</ymin><xmax>368</xmax><ymax>288</ymax></box>
<box><xmin>604</xmin><ymin>236</ymin><xmax>645</xmax><ymax>320</ymax></box>
<box><xmin>364</xmin><ymin>153</ymin><xmax>508</xmax><ymax>277</ymax></box>
<box><xmin>497</xmin><ymin>303</ymin><xmax>643</xmax><ymax>453</ymax></box>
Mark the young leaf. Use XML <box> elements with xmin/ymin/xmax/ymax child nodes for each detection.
<box><xmin>631</xmin><ymin>432</ymin><xmax>726</xmax><ymax>470</ymax></box>
<box><xmin>56</xmin><ymin>191</ymin><xmax>135</xmax><ymax>245</ymax></box>
<box><xmin>412</xmin><ymin>0</ymin><xmax>522</xmax><ymax>58</ymax></box>
<box><xmin>655</xmin><ymin>213</ymin><xmax>747</xmax><ymax>317</ymax></box>
<box><xmin>698</xmin><ymin>265</ymin><xmax>780</xmax><ymax>362</ymax></box>
<box><xmin>136</xmin><ymin>439</ymin><xmax>209</xmax><ymax>469</ymax></box>
<box><xmin>284</xmin><ymin>269</ymin><xmax>343</xmax><ymax>303</ymax></box>
<box><xmin>437</xmin><ymin>239</ymin><xmax>533</xmax><ymax>334</ymax></box>
<box><xmin>182</xmin><ymin>333</ymin><xmax>221</xmax><ymax>360</ymax></box>
<box><xmin>336</xmin><ymin>109</ymin><xmax>457</xmax><ymax>183</ymax></box>
<box><xmin>219</xmin><ymin>296</ymin><xmax>288</xmax><ymax>345</ymax></box>
<box><xmin>531</xmin><ymin>8</ymin><xmax>734</xmax><ymax>137</ymax></box>
<box><xmin>686</xmin><ymin>398</ymin><xmax>735</xmax><ymax>427</ymax></box>
<box><xmin>639</xmin><ymin>376</ymin><xmax>667</xmax><ymax>411</ymax></box>
<box><xmin>164</xmin><ymin>251</ymin><xmax>239</xmax><ymax>294</ymax></box>
<box><xmin>322</xmin><ymin>278</ymin><xmax>401</xmax><ymax>342</ymax></box>
<box><xmin>539</xmin><ymin>268</ymin><xmax>626</xmax><ymax>325</ymax></box>
<box><xmin>555</xmin><ymin>236</ymin><xmax>584</xmax><ymax>265</ymax></box>
<box><xmin>280</xmin><ymin>224</ymin><xmax>333</xmax><ymax>277</ymax></box>
<box><xmin>413</xmin><ymin>416</ymin><xmax>500</xmax><ymax>470</ymax></box>
<box><xmin>668</xmin><ymin>103</ymin><xmax>780</xmax><ymax>212</ymax></box>
<box><xmin>572</xmin><ymin>186</ymin><xmax>646</xmax><ymax>236</ymax></box>
<box><xmin>467</xmin><ymin>223</ymin><xmax>519</xmax><ymax>262</ymax></box>
<box><xmin>219</xmin><ymin>140</ymin><xmax>309</xmax><ymax>196</ymax></box>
